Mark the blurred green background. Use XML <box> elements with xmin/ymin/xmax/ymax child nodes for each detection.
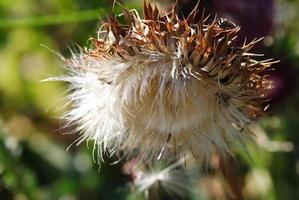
<box><xmin>0</xmin><ymin>0</ymin><xmax>299</xmax><ymax>199</ymax></box>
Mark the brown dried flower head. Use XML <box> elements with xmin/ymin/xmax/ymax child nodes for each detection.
<box><xmin>59</xmin><ymin>2</ymin><xmax>274</xmax><ymax>164</ymax></box>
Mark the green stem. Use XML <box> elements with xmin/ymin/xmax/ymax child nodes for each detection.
<box><xmin>0</xmin><ymin>9</ymin><xmax>104</xmax><ymax>28</ymax></box>
<box><xmin>0</xmin><ymin>2</ymin><xmax>141</xmax><ymax>29</ymax></box>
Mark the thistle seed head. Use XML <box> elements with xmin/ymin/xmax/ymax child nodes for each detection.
<box><xmin>60</xmin><ymin>2</ymin><xmax>274</xmax><ymax>164</ymax></box>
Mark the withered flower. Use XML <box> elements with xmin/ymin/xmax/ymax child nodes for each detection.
<box><xmin>57</xmin><ymin>2</ymin><xmax>274</xmax><ymax>164</ymax></box>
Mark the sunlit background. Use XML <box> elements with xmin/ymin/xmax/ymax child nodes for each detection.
<box><xmin>0</xmin><ymin>0</ymin><xmax>299</xmax><ymax>199</ymax></box>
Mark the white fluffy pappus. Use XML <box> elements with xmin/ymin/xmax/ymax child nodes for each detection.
<box><xmin>124</xmin><ymin>157</ymin><xmax>197</xmax><ymax>200</ymax></box>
